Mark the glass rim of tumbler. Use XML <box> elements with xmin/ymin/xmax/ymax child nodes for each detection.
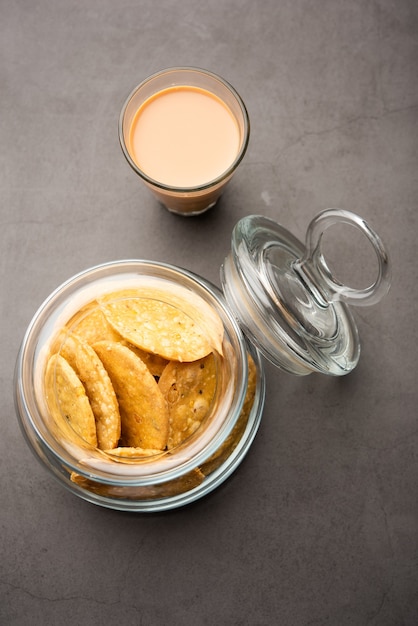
<box><xmin>118</xmin><ymin>66</ymin><xmax>250</xmax><ymax>193</ymax></box>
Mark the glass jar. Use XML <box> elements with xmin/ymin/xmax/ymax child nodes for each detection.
<box><xmin>14</xmin><ymin>210</ymin><xmax>391</xmax><ymax>512</ymax></box>
<box><xmin>15</xmin><ymin>260</ymin><xmax>265</xmax><ymax>512</ymax></box>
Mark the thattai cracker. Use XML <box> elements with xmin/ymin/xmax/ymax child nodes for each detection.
<box><xmin>68</xmin><ymin>301</ymin><xmax>122</xmax><ymax>345</ymax></box>
<box><xmin>105</xmin><ymin>447</ymin><xmax>163</xmax><ymax>459</ymax></box>
<box><xmin>45</xmin><ymin>353</ymin><xmax>97</xmax><ymax>447</ymax></box>
<box><xmin>121</xmin><ymin>341</ymin><xmax>168</xmax><ymax>378</ymax></box>
<box><xmin>93</xmin><ymin>341</ymin><xmax>168</xmax><ymax>449</ymax></box>
<box><xmin>200</xmin><ymin>353</ymin><xmax>257</xmax><ymax>475</ymax></box>
<box><xmin>158</xmin><ymin>353</ymin><xmax>217</xmax><ymax>448</ymax></box>
<box><xmin>59</xmin><ymin>333</ymin><xmax>121</xmax><ymax>450</ymax></box>
<box><xmin>71</xmin><ymin>467</ymin><xmax>205</xmax><ymax>500</ymax></box>
<box><xmin>99</xmin><ymin>289</ymin><xmax>222</xmax><ymax>361</ymax></box>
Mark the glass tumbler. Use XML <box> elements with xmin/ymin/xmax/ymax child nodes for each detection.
<box><xmin>119</xmin><ymin>67</ymin><xmax>250</xmax><ymax>216</ymax></box>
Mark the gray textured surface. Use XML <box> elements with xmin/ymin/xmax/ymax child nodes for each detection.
<box><xmin>1</xmin><ymin>1</ymin><xmax>417</xmax><ymax>624</ymax></box>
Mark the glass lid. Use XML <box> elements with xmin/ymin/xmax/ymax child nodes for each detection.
<box><xmin>221</xmin><ymin>209</ymin><xmax>391</xmax><ymax>376</ymax></box>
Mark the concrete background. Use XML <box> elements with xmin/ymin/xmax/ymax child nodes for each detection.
<box><xmin>1</xmin><ymin>1</ymin><xmax>417</xmax><ymax>624</ymax></box>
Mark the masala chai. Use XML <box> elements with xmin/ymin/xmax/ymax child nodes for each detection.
<box><xmin>119</xmin><ymin>68</ymin><xmax>250</xmax><ymax>215</ymax></box>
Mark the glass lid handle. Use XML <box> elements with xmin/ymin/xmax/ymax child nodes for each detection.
<box><xmin>293</xmin><ymin>209</ymin><xmax>392</xmax><ymax>307</ymax></box>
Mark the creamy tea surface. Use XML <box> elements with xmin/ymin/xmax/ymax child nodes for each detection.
<box><xmin>128</xmin><ymin>86</ymin><xmax>241</xmax><ymax>188</ymax></box>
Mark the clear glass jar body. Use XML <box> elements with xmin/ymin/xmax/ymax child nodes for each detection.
<box><xmin>14</xmin><ymin>260</ymin><xmax>265</xmax><ymax>512</ymax></box>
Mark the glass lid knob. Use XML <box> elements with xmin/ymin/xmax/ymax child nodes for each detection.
<box><xmin>221</xmin><ymin>209</ymin><xmax>391</xmax><ymax>376</ymax></box>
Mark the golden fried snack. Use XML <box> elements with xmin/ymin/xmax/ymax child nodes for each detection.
<box><xmin>68</xmin><ymin>302</ymin><xmax>122</xmax><ymax>345</ymax></box>
<box><xmin>200</xmin><ymin>354</ymin><xmax>257</xmax><ymax>476</ymax></box>
<box><xmin>70</xmin><ymin>467</ymin><xmax>205</xmax><ymax>500</ymax></box>
<box><xmin>98</xmin><ymin>291</ymin><xmax>216</xmax><ymax>362</ymax></box>
<box><xmin>59</xmin><ymin>333</ymin><xmax>121</xmax><ymax>450</ymax></box>
<box><xmin>93</xmin><ymin>341</ymin><xmax>169</xmax><ymax>449</ymax></box>
<box><xmin>121</xmin><ymin>341</ymin><xmax>168</xmax><ymax>378</ymax></box>
<box><xmin>158</xmin><ymin>353</ymin><xmax>217</xmax><ymax>449</ymax></box>
<box><xmin>104</xmin><ymin>447</ymin><xmax>163</xmax><ymax>459</ymax></box>
<box><xmin>45</xmin><ymin>353</ymin><xmax>97</xmax><ymax>447</ymax></box>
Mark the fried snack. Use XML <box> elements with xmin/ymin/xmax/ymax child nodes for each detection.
<box><xmin>200</xmin><ymin>354</ymin><xmax>257</xmax><ymax>476</ymax></box>
<box><xmin>59</xmin><ymin>333</ymin><xmax>121</xmax><ymax>450</ymax></box>
<box><xmin>158</xmin><ymin>353</ymin><xmax>217</xmax><ymax>449</ymax></box>
<box><xmin>48</xmin><ymin>328</ymin><xmax>69</xmax><ymax>357</ymax></box>
<box><xmin>99</xmin><ymin>288</ymin><xmax>224</xmax><ymax>356</ymax></box>
<box><xmin>67</xmin><ymin>302</ymin><xmax>122</xmax><ymax>345</ymax></box>
<box><xmin>98</xmin><ymin>291</ymin><xmax>217</xmax><ymax>362</ymax></box>
<box><xmin>105</xmin><ymin>447</ymin><xmax>163</xmax><ymax>459</ymax></box>
<box><xmin>67</xmin><ymin>300</ymin><xmax>168</xmax><ymax>376</ymax></box>
<box><xmin>42</xmin><ymin>285</ymin><xmax>260</xmax><ymax>504</ymax></box>
<box><xmin>121</xmin><ymin>341</ymin><xmax>168</xmax><ymax>378</ymax></box>
<box><xmin>93</xmin><ymin>341</ymin><xmax>169</xmax><ymax>449</ymax></box>
<box><xmin>70</xmin><ymin>467</ymin><xmax>205</xmax><ymax>500</ymax></box>
<box><xmin>45</xmin><ymin>353</ymin><xmax>97</xmax><ymax>447</ymax></box>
